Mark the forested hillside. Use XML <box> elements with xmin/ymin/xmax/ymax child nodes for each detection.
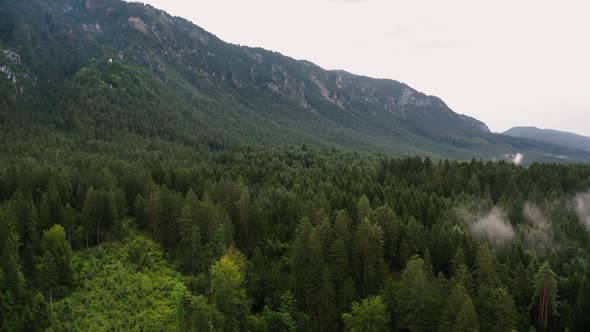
<box><xmin>1</xmin><ymin>0</ymin><xmax>589</xmax><ymax>162</ymax></box>
<box><xmin>1</xmin><ymin>130</ymin><xmax>590</xmax><ymax>331</ymax></box>
<box><xmin>505</xmin><ymin>127</ymin><xmax>590</xmax><ymax>153</ymax></box>
<box><xmin>2</xmin><ymin>0</ymin><xmax>590</xmax><ymax>331</ymax></box>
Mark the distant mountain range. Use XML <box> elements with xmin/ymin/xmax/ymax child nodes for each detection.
<box><xmin>504</xmin><ymin>127</ymin><xmax>590</xmax><ymax>153</ymax></box>
<box><xmin>1</xmin><ymin>0</ymin><xmax>589</xmax><ymax>163</ymax></box>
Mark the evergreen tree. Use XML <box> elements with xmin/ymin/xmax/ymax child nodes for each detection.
<box><xmin>488</xmin><ymin>287</ymin><xmax>517</xmax><ymax>332</ymax></box>
<box><xmin>533</xmin><ymin>262</ymin><xmax>557</xmax><ymax>331</ymax></box>
<box><xmin>400</xmin><ymin>217</ymin><xmax>427</xmax><ymax>265</ymax></box>
<box><xmin>177</xmin><ymin>203</ymin><xmax>202</xmax><ymax>275</ymax></box>
<box><xmin>395</xmin><ymin>256</ymin><xmax>437</xmax><ymax>331</ymax></box>
<box><xmin>452</xmin><ymin>297</ymin><xmax>479</xmax><ymax>332</ymax></box>
<box><xmin>237</xmin><ymin>187</ymin><xmax>254</xmax><ymax>253</ymax></box>
<box><xmin>190</xmin><ymin>294</ymin><xmax>217</xmax><ymax>332</ymax></box>
<box><xmin>354</xmin><ymin>217</ymin><xmax>387</xmax><ymax>296</ymax></box>
<box><xmin>356</xmin><ymin>195</ymin><xmax>371</xmax><ymax>222</ymax></box>
<box><xmin>0</xmin><ymin>227</ymin><xmax>29</xmax><ymax>330</ymax></box>
<box><xmin>439</xmin><ymin>283</ymin><xmax>479</xmax><ymax>332</ymax></box>
<box><xmin>370</xmin><ymin>206</ymin><xmax>401</xmax><ymax>266</ymax></box>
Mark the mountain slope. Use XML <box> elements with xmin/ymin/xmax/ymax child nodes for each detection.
<box><xmin>1</xmin><ymin>0</ymin><xmax>589</xmax><ymax>162</ymax></box>
<box><xmin>504</xmin><ymin>127</ymin><xmax>590</xmax><ymax>153</ymax></box>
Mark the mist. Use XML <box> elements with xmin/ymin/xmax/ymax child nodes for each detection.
<box><xmin>575</xmin><ymin>192</ymin><xmax>590</xmax><ymax>230</ymax></box>
<box><xmin>513</xmin><ymin>153</ymin><xmax>524</xmax><ymax>165</ymax></box>
<box><xmin>521</xmin><ymin>202</ymin><xmax>554</xmax><ymax>253</ymax></box>
<box><xmin>469</xmin><ymin>207</ymin><xmax>515</xmax><ymax>244</ymax></box>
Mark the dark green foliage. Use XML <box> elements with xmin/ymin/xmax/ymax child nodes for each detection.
<box><xmin>439</xmin><ymin>283</ymin><xmax>479</xmax><ymax>332</ymax></box>
<box><xmin>393</xmin><ymin>256</ymin><xmax>438</xmax><ymax>331</ymax></box>
<box><xmin>0</xmin><ymin>136</ymin><xmax>589</xmax><ymax>330</ymax></box>
<box><xmin>354</xmin><ymin>217</ymin><xmax>387</xmax><ymax>296</ymax></box>
<box><xmin>1</xmin><ymin>0</ymin><xmax>589</xmax><ymax>163</ymax></box>
<box><xmin>39</xmin><ymin>224</ymin><xmax>73</xmax><ymax>313</ymax></box>
<box><xmin>1</xmin><ymin>5</ymin><xmax>590</xmax><ymax>325</ymax></box>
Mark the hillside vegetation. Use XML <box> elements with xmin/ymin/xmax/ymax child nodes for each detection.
<box><xmin>51</xmin><ymin>231</ymin><xmax>190</xmax><ymax>331</ymax></box>
<box><xmin>1</xmin><ymin>0</ymin><xmax>589</xmax><ymax>162</ymax></box>
<box><xmin>505</xmin><ymin>126</ymin><xmax>590</xmax><ymax>153</ymax></box>
<box><xmin>1</xmin><ymin>1</ymin><xmax>590</xmax><ymax>331</ymax></box>
<box><xmin>1</xmin><ymin>132</ymin><xmax>590</xmax><ymax>330</ymax></box>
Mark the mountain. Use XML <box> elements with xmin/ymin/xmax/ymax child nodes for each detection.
<box><xmin>504</xmin><ymin>127</ymin><xmax>590</xmax><ymax>153</ymax></box>
<box><xmin>1</xmin><ymin>0</ymin><xmax>589</xmax><ymax>162</ymax></box>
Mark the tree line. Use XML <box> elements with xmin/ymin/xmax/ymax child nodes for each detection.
<box><xmin>1</xmin><ymin>140</ymin><xmax>590</xmax><ymax>331</ymax></box>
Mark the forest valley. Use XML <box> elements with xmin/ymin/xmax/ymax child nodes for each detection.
<box><xmin>2</xmin><ymin>1</ymin><xmax>590</xmax><ymax>331</ymax></box>
<box><xmin>1</xmin><ymin>132</ymin><xmax>590</xmax><ymax>331</ymax></box>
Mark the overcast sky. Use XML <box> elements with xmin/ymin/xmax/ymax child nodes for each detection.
<box><xmin>135</xmin><ymin>0</ymin><xmax>590</xmax><ymax>136</ymax></box>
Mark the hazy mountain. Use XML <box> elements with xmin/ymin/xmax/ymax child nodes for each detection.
<box><xmin>1</xmin><ymin>0</ymin><xmax>589</xmax><ymax>162</ymax></box>
<box><xmin>504</xmin><ymin>127</ymin><xmax>590</xmax><ymax>153</ymax></box>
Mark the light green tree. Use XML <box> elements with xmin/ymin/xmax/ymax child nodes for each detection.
<box><xmin>342</xmin><ymin>296</ymin><xmax>389</xmax><ymax>332</ymax></box>
<box><xmin>211</xmin><ymin>255</ymin><xmax>249</xmax><ymax>331</ymax></box>
<box><xmin>39</xmin><ymin>224</ymin><xmax>73</xmax><ymax>315</ymax></box>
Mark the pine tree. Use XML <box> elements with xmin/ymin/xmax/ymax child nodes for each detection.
<box><xmin>356</xmin><ymin>195</ymin><xmax>371</xmax><ymax>222</ymax></box>
<box><xmin>318</xmin><ymin>267</ymin><xmax>337</xmax><ymax>331</ymax></box>
<box><xmin>452</xmin><ymin>297</ymin><xmax>479</xmax><ymax>332</ymax></box>
<box><xmin>329</xmin><ymin>236</ymin><xmax>353</xmax><ymax>313</ymax></box>
<box><xmin>237</xmin><ymin>188</ymin><xmax>253</xmax><ymax>253</ymax></box>
<box><xmin>395</xmin><ymin>256</ymin><xmax>437</xmax><ymax>331</ymax></box>
<box><xmin>294</xmin><ymin>218</ymin><xmax>316</xmax><ymax>309</ymax></box>
<box><xmin>400</xmin><ymin>217</ymin><xmax>427</xmax><ymax>265</ymax></box>
<box><xmin>190</xmin><ymin>294</ymin><xmax>217</xmax><ymax>332</ymax></box>
<box><xmin>354</xmin><ymin>218</ymin><xmax>387</xmax><ymax>296</ymax></box>
<box><xmin>370</xmin><ymin>206</ymin><xmax>400</xmax><ymax>266</ymax></box>
<box><xmin>451</xmin><ymin>248</ymin><xmax>475</xmax><ymax>297</ymax></box>
<box><xmin>489</xmin><ymin>287</ymin><xmax>517</xmax><ymax>332</ymax></box>
<box><xmin>534</xmin><ymin>262</ymin><xmax>557</xmax><ymax>331</ymax></box>
<box><xmin>512</xmin><ymin>262</ymin><xmax>533</xmax><ymax>328</ymax></box>
<box><xmin>439</xmin><ymin>283</ymin><xmax>478</xmax><ymax>332</ymax></box>
<box><xmin>177</xmin><ymin>204</ymin><xmax>202</xmax><ymax>275</ymax></box>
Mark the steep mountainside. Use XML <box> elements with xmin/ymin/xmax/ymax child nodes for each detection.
<box><xmin>505</xmin><ymin>127</ymin><xmax>590</xmax><ymax>153</ymax></box>
<box><xmin>1</xmin><ymin>0</ymin><xmax>589</xmax><ymax>162</ymax></box>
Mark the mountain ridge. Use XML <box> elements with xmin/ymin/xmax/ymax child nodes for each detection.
<box><xmin>1</xmin><ymin>0</ymin><xmax>589</xmax><ymax>162</ymax></box>
<box><xmin>504</xmin><ymin>126</ymin><xmax>590</xmax><ymax>153</ymax></box>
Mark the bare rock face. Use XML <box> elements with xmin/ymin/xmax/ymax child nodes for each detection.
<box><xmin>3</xmin><ymin>50</ymin><xmax>21</xmax><ymax>65</ymax></box>
<box><xmin>81</xmin><ymin>23</ymin><xmax>102</xmax><ymax>33</ymax></box>
<box><xmin>128</xmin><ymin>17</ymin><xmax>150</xmax><ymax>35</ymax></box>
<box><xmin>85</xmin><ymin>0</ymin><xmax>105</xmax><ymax>10</ymax></box>
<box><xmin>0</xmin><ymin>63</ymin><xmax>16</xmax><ymax>83</ymax></box>
<box><xmin>311</xmin><ymin>75</ymin><xmax>332</xmax><ymax>102</ymax></box>
<box><xmin>1</xmin><ymin>49</ymin><xmax>21</xmax><ymax>84</ymax></box>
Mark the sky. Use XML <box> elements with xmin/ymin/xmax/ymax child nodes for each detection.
<box><xmin>134</xmin><ymin>0</ymin><xmax>590</xmax><ymax>136</ymax></box>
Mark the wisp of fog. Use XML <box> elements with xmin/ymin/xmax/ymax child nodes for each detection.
<box><xmin>521</xmin><ymin>202</ymin><xmax>555</xmax><ymax>253</ymax></box>
<box><xmin>469</xmin><ymin>207</ymin><xmax>515</xmax><ymax>244</ymax></box>
<box><xmin>575</xmin><ymin>192</ymin><xmax>590</xmax><ymax>230</ymax></box>
<box><xmin>513</xmin><ymin>153</ymin><xmax>524</xmax><ymax>165</ymax></box>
